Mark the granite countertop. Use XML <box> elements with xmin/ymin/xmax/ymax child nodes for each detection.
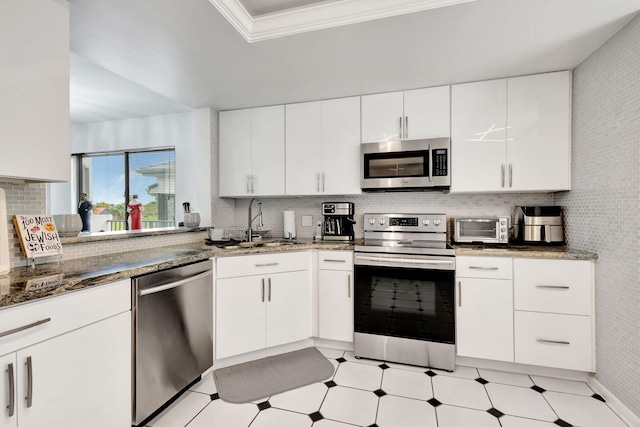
<box><xmin>452</xmin><ymin>243</ymin><xmax>598</xmax><ymax>260</ymax></box>
<box><xmin>0</xmin><ymin>238</ymin><xmax>353</xmax><ymax>310</ymax></box>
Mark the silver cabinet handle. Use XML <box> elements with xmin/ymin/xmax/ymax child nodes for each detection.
<box><xmin>537</xmin><ymin>339</ymin><xmax>570</xmax><ymax>345</ymax></box>
<box><xmin>501</xmin><ymin>164</ymin><xmax>506</xmax><ymax>187</ymax></box>
<box><xmin>322</xmin><ymin>172</ymin><xmax>325</xmax><ymax>192</ymax></box>
<box><xmin>252</xmin><ymin>175</ymin><xmax>256</xmax><ymax>193</ymax></box>
<box><xmin>255</xmin><ymin>262</ymin><xmax>279</xmax><ymax>267</ymax></box>
<box><xmin>261</xmin><ymin>278</ymin><xmax>265</xmax><ymax>302</ymax></box>
<box><xmin>536</xmin><ymin>285</ymin><xmax>570</xmax><ymax>290</ymax></box>
<box><xmin>469</xmin><ymin>266</ymin><xmax>499</xmax><ymax>271</ymax></box>
<box><xmin>324</xmin><ymin>259</ymin><xmax>346</xmax><ymax>263</ymax></box>
<box><xmin>399</xmin><ymin>117</ymin><xmax>403</xmax><ymax>139</ymax></box>
<box><xmin>268</xmin><ymin>277</ymin><xmax>272</xmax><ymax>302</ymax></box>
<box><xmin>25</xmin><ymin>356</ymin><xmax>33</xmax><ymax>408</ymax></box>
<box><xmin>509</xmin><ymin>164</ymin><xmax>513</xmax><ymax>187</ymax></box>
<box><xmin>316</xmin><ymin>173</ymin><xmax>320</xmax><ymax>193</ymax></box>
<box><xmin>247</xmin><ymin>175</ymin><xmax>251</xmax><ymax>194</ymax></box>
<box><xmin>0</xmin><ymin>318</ymin><xmax>51</xmax><ymax>339</ymax></box>
<box><xmin>405</xmin><ymin>116</ymin><xmax>409</xmax><ymax>139</ymax></box>
<box><xmin>7</xmin><ymin>363</ymin><xmax>15</xmax><ymax>417</ymax></box>
<box><xmin>458</xmin><ymin>281</ymin><xmax>462</xmax><ymax>307</ymax></box>
<box><xmin>138</xmin><ymin>270</ymin><xmax>213</xmax><ymax>296</ymax></box>
<box><xmin>428</xmin><ymin>144</ymin><xmax>433</xmax><ymax>182</ymax></box>
<box><xmin>347</xmin><ymin>274</ymin><xmax>351</xmax><ymax>298</ymax></box>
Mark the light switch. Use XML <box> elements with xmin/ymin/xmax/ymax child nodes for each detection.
<box><xmin>301</xmin><ymin>215</ymin><xmax>313</xmax><ymax>227</ymax></box>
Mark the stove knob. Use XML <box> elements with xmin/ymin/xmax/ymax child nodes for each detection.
<box><xmin>501</xmin><ymin>227</ymin><xmax>507</xmax><ymax>232</ymax></box>
<box><xmin>379</xmin><ymin>218</ymin><xmax>386</xmax><ymax>225</ymax></box>
<box><xmin>434</xmin><ymin>219</ymin><xmax>441</xmax><ymax>226</ymax></box>
<box><xmin>500</xmin><ymin>220</ymin><xmax>507</xmax><ymax>226</ymax></box>
<box><xmin>422</xmin><ymin>219</ymin><xmax>430</xmax><ymax>226</ymax></box>
<box><xmin>368</xmin><ymin>218</ymin><xmax>376</xmax><ymax>225</ymax></box>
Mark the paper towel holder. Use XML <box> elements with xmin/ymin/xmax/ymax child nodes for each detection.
<box><xmin>283</xmin><ymin>210</ymin><xmax>296</xmax><ymax>239</ymax></box>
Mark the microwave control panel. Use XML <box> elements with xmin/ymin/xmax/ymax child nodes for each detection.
<box><xmin>432</xmin><ymin>149</ymin><xmax>448</xmax><ymax>176</ymax></box>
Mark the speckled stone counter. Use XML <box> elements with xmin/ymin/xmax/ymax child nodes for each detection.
<box><xmin>453</xmin><ymin>243</ymin><xmax>598</xmax><ymax>260</ymax></box>
<box><xmin>0</xmin><ymin>239</ymin><xmax>354</xmax><ymax>310</ymax></box>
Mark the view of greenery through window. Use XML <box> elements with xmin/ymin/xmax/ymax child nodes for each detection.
<box><xmin>78</xmin><ymin>149</ymin><xmax>175</xmax><ymax>231</ymax></box>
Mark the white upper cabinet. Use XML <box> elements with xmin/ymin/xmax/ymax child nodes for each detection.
<box><xmin>0</xmin><ymin>0</ymin><xmax>70</xmax><ymax>182</ymax></box>
<box><xmin>361</xmin><ymin>86</ymin><xmax>450</xmax><ymax>143</ymax></box>
<box><xmin>219</xmin><ymin>105</ymin><xmax>285</xmax><ymax>197</ymax></box>
<box><xmin>451</xmin><ymin>71</ymin><xmax>571</xmax><ymax>193</ymax></box>
<box><xmin>286</xmin><ymin>97</ymin><xmax>361</xmax><ymax>195</ymax></box>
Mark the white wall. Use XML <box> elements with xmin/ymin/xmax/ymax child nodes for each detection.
<box><xmin>49</xmin><ymin>109</ymin><xmax>212</xmax><ymax>227</ymax></box>
<box><xmin>556</xmin><ymin>15</ymin><xmax>640</xmax><ymax>417</ymax></box>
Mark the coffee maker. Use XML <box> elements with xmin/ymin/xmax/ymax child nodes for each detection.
<box><xmin>514</xmin><ymin>206</ymin><xmax>564</xmax><ymax>244</ymax></box>
<box><xmin>322</xmin><ymin>202</ymin><xmax>355</xmax><ymax>241</ymax></box>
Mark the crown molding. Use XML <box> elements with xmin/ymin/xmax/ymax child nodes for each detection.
<box><xmin>209</xmin><ymin>0</ymin><xmax>475</xmax><ymax>42</ymax></box>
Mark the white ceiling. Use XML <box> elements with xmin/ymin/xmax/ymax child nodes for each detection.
<box><xmin>69</xmin><ymin>0</ymin><xmax>640</xmax><ymax>123</ymax></box>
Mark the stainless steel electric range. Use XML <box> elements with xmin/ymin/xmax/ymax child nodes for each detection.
<box><xmin>354</xmin><ymin>213</ymin><xmax>456</xmax><ymax>371</ymax></box>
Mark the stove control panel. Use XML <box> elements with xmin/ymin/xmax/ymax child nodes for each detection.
<box><xmin>363</xmin><ymin>213</ymin><xmax>447</xmax><ymax>233</ymax></box>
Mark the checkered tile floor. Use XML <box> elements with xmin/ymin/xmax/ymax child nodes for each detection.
<box><xmin>144</xmin><ymin>347</ymin><xmax>628</xmax><ymax>427</ymax></box>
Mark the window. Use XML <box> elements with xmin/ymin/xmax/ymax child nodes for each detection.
<box><xmin>76</xmin><ymin>148</ymin><xmax>175</xmax><ymax>232</ymax></box>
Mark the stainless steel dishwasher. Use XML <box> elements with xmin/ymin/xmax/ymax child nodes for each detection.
<box><xmin>132</xmin><ymin>260</ymin><xmax>213</xmax><ymax>426</ymax></box>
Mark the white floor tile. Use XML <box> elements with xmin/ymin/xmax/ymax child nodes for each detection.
<box><xmin>436</xmin><ymin>404</ymin><xmax>501</xmax><ymax>427</ymax></box>
<box><xmin>381</xmin><ymin>368</ymin><xmax>433</xmax><ymax>400</ymax></box>
<box><xmin>185</xmin><ymin>399</ymin><xmax>258</xmax><ymax>427</ymax></box>
<box><xmin>149</xmin><ymin>391</ymin><xmax>211</xmax><ymax>427</ymax></box>
<box><xmin>431</xmin><ymin>365</ymin><xmax>479</xmax><ymax>379</ymax></box>
<box><xmin>500</xmin><ymin>416</ymin><xmax>558</xmax><ymax>427</ymax></box>
<box><xmin>317</xmin><ymin>347</ymin><xmax>345</xmax><ymax>359</ymax></box>
<box><xmin>376</xmin><ymin>394</ymin><xmax>437</xmax><ymax>427</ymax></box>
<box><xmin>189</xmin><ymin>372</ymin><xmax>218</xmax><ymax>395</ymax></box>
<box><xmin>485</xmin><ymin>383</ymin><xmax>556</xmax><ymax>422</ymax></box>
<box><xmin>269</xmin><ymin>382</ymin><xmax>328</xmax><ymax>414</ymax></box>
<box><xmin>313</xmin><ymin>419</ymin><xmax>356</xmax><ymax>427</ymax></box>
<box><xmin>530</xmin><ymin>375</ymin><xmax>594</xmax><ymax>396</ymax></box>
<box><xmin>432</xmin><ymin>375</ymin><xmax>492</xmax><ymax>410</ymax></box>
<box><xmin>343</xmin><ymin>351</ymin><xmax>385</xmax><ymax>366</ymax></box>
<box><xmin>329</xmin><ymin>359</ymin><xmax>339</xmax><ymax>379</ymax></box>
<box><xmin>544</xmin><ymin>391</ymin><xmax>628</xmax><ymax>427</ymax></box>
<box><xmin>250</xmin><ymin>408</ymin><xmax>312</xmax><ymax>427</ymax></box>
<box><xmin>333</xmin><ymin>361</ymin><xmax>383</xmax><ymax>390</ymax></box>
<box><xmin>320</xmin><ymin>386</ymin><xmax>378</xmax><ymax>426</ymax></box>
<box><xmin>477</xmin><ymin>369</ymin><xmax>534</xmax><ymax>387</ymax></box>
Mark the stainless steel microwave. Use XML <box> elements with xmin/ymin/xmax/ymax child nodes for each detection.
<box><xmin>360</xmin><ymin>138</ymin><xmax>451</xmax><ymax>191</ymax></box>
<box><xmin>454</xmin><ymin>216</ymin><xmax>510</xmax><ymax>244</ymax></box>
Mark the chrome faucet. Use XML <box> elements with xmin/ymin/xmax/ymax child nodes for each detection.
<box><xmin>248</xmin><ymin>197</ymin><xmax>263</xmax><ymax>242</ymax></box>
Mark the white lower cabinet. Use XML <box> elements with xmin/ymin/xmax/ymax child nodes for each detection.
<box><xmin>456</xmin><ymin>256</ymin><xmax>514</xmax><ymax>362</ymax></box>
<box><xmin>215</xmin><ymin>253</ymin><xmax>311</xmax><ymax>359</ymax></box>
<box><xmin>0</xmin><ymin>280</ymin><xmax>131</xmax><ymax>427</ymax></box>
<box><xmin>318</xmin><ymin>251</ymin><xmax>354</xmax><ymax>343</ymax></box>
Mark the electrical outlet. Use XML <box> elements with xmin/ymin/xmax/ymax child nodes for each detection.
<box><xmin>301</xmin><ymin>215</ymin><xmax>313</xmax><ymax>227</ymax></box>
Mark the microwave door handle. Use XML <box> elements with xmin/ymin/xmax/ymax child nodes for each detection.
<box><xmin>428</xmin><ymin>144</ymin><xmax>433</xmax><ymax>182</ymax></box>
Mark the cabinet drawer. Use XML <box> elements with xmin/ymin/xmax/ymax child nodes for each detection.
<box><xmin>514</xmin><ymin>311</ymin><xmax>593</xmax><ymax>372</ymax></box>
<box><xmin>514</xmin><ymin>259</ymin><xmax>592</xmax><ymax>315</ymax></box>
<box><xmin>318</xmin><ymin>251</ymin><xmax>353</xmax><ymax>271</ymax></box>
<box><xmin>0</xmin><ymin>279</ymin><xmax>130</xmax><ymax>356</ymax></box>
<box><xmin>217</xmin><ymin>252</ymin><xmax>310</xmax><ymax>278</ymax></box>
<box><xmin>456</xmin><ymin>256</ymin><xmax>512</xmax><ymax>279</ymax></box>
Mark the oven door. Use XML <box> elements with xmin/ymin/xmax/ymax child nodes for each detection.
<box><xmin>354</xmin><ymin>253</ymin><xmax>455</xmax><ymax>344</ymax></box>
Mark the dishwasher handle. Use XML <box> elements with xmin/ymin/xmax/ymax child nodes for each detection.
<box><xmin>138</xmin><ymin>270</ymin><xmax>213</xmax><ymax>296</ymax></box>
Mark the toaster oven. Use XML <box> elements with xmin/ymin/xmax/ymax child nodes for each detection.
<box><xmin>454</xmin><ymin>216</ymin><xmax>509</xmax><ymax>244</ymax></box>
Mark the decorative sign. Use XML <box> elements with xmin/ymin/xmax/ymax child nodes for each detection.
<box><xmin>24</xmin><ymin>274</ymin><xmax>65</xmax><ymax>291</ymax></box>
<box><xmin>13</xmin><ymin>215</ymin><xmax>63</xmax><ymax>259</ymax></box>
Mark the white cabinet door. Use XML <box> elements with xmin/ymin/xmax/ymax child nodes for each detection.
<box><xmin>0</xmin><ymin>0</ymin><xmax>69</xmax><ymax>182</ymax></box>
<box><xmin>216</xmin><ymin>276</ymin><xmax>266</xmax><ymax>359</ymax></box>
<box><xmin>456</xmin><ymin>277</ymin><xmax>514</xmax><ymax>362</ymax></box>
<box><xmin>251</xmin><ymin>105</ymin><xmax>285</xmax><ymax>196</ymax></box>
<box><xmin>321</xmin><ymin>97</ymin><xmax>362</xmax><ymax>195</ymax></box>
<box><xmin>403</xmin><ymin>86</ymin><xmax>450</xmax><ymax>139</ymax></box>
<box><xmin>361</xmin><ymin>92</ymin><xmax>404</xmax><ymax>143</ymax></box>
<box><xmin>507</xmin><ymin>71</ymin><xmax>571</xmax><ymax>191</ymax></box>
<box><xmin>451</xmin><ymin>79</ymin><xmax>508</xmax><ymax>193</ymax></box>
<box><xmin>0</xmin><ymin>354</ymin><xmax>17</xmax><ymax>427</ymax></box>
<box><xmin>318</xmin><ymin>270</ymin><xmax>354</xmax><ymax>342</ymax></box>
<box><xmin>285</xmin><ymin>102</ymin><xmax>322</xmax><ymax>195</ymax></box>
<box><xmin>17</xmin><ymin>312</ymin><xmax>131</xmax><ymax>427</ymax></box>
<box><xmin>266</xmin><ymin>271</ymin><xmax>310</xmax><ymax>348</ymax></box>
<box><xmin>219</xmin><ymin>109</ymin><xmax>252</xmax><ymax>197</ymax></box>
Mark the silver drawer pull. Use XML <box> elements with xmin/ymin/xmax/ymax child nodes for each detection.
<box><xmin>0</xmin><ymin>318</ymin><xmax>51</xmax><ymax>339</ymax></box>
<box><xmin>469</xmin><ymin>266</ymin><xmax>499</xmax><ymax>271</ymax></box>
<box><xmin>324</xmin><ymin>259</ymin><xmax>346</xmax><ymax>263</ymax></box>
<box><xmin>7</xmin><ymin>363</ymin><xmax>15</xmax><ymax>417</ymax></box>
<box><xmin>536</xmin><ymin>285</ymin><xmax>570</xmax><ymax>290</ymax></box>
<box><xmin>25</xmin><ymin>356</ymin><xmax>33</xmax><ymax>408</ymax></box>
<box><xmin>537</xmin><ymin>339</ymin><xmax>570</xmax><ymax>345</ymax></box>
<box><xmin>255</xmin><ymin>262</ymin><xmax>279</xmax><ymax>267</ymax></box>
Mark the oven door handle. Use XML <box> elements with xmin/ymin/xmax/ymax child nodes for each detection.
<box><xmin>356</xmin><ymin>255</ymin><xmax>454</xmax><ymax>266</ymax></box>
